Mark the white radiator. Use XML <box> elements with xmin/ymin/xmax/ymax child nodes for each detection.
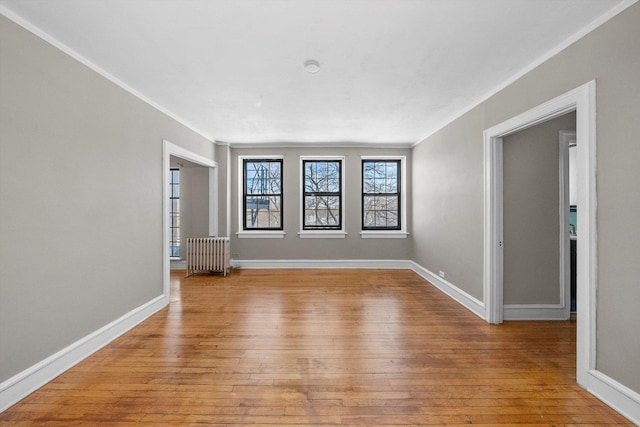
<box><xmin>186</xmin><ymin>237</ymin><xmax>231</xmax><ymax>277</ymax></box>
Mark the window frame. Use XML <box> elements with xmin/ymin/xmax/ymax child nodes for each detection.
<box><xmin>360</xmin><ymin>156</ymin><xmax>408</xmax><ymax>239</ymax></box>
<box><xmin>237</xmin><ymin>155</ymin><xmax>286</xmax><ymax>238</ymax></box>
<box><xmin>361</xmin><ymin>159</ymin><xmax>401</xmax><ymax>231</ymax></box>
<box><xmin>169</xmin><ymin>168</ymin><xmax>181</xmax><ymax>258</ymax></box>
<box><xmin>299</xmin><ymin>156</ymin><xmax>346</xmax><ymax>238</ymax></box>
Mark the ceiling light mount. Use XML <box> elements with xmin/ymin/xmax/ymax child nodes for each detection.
<box><xmin>303</xmin><ymin>59</ymin><xmax>321</xmax><ymax>74</ymax></box>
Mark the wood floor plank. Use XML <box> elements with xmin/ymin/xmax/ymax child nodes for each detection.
<box><xmin>0</xmin><ymin>269</ymin><xmax>633</xmax><ymax>425</ymax></box>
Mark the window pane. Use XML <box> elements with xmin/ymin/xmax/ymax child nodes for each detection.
<box><xmin>327</xmin><ymin>178</ymin><xmax>340</xmax><ymax>192</ymax></box>
<box><xmin>304</xmin><ymin>195</ymin><xmax>340</xmax><ymax>227</ymax></box>
<box><xmin>304</xmin><ymin>161</ymin><xmax>341</xmax><ymax>187</ymax></box>
<box><xmin>245</xmin><ymin>196</ymin><xmax>281</xmax><ymax>229</ymax></box>
<box><xmin>363</xmin><ymin>195</ymin><xmax>377</xmax><ymax>210</ymax></box>
<box><xmin>327</xmin><ymin>162</ymin><xmax>340</xmax><ymax>177</ymax></box>
<box><xmin>374</xmin><ymin>162</ymin><xmax>386</xmax><ymax>179</ymax></box>
<box><xmin>245</xmin><ymin>178</ymin><xmax>256</xmax><ymax>194</ymax></box>
<box><xmin>383</xmin><ymin>176</ymin><xmax>396</xmax><ymax>192</ymax></box>
<box><xmin>169</xmin><ymin>168</ymin><xmax>180</xmax><ymax>256</ymax></box>
<box><xmin>243</xmin><ymin>159</ymin><xmax>283</xmax><ymax>230</ymax></box>
<box><xmin>305</xmin><ymin>162</ymin><xmax>315</xmax><ymax>180</ymax></box>
<box><xmin>363</xmin><ymin>211</ymin><xmax>376</xmax><ymax>227</ymax></box>
<box><xmin>303</xmin><ymin>160</ymin><xmax>342</xmax><ymax>230</ymax></box>
<box><xmin>362</xmin><ymin>160</ymin><xmax>401</xmax><ymax>230</ymax></box>
<box><xmin>386</xmin><ymin>162</ymin><xmax>398</xmax><ymax>177</ymax></box>
<box><xmin>269</xmin><ymin>178</ymin><xmax>281</xmax><ymax>193</ymax></box>
<box><xmin>387</xmin><ymin>195</ymin><xmax>398</xmax><ymax>210</ymax></box>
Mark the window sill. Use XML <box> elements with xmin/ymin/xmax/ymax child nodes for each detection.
<box><xmin>298</xmin><ymin>231</ymin><xmax>347</xmax><ymax>239</ymax></box>
<box><xmin>236</xmin><ymin>231</ymin><xmax>285</xmax><ymax>239</ymax></box>
<box><xmin>360</xmin><ymin>231</ymin><xmax>409</xmax><ymax>239</ymax></box>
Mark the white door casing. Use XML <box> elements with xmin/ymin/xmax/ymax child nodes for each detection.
<box><xmin>483</xmin><ymin>81</ymin><xmax>596</xmax><ymax>387</ymax></box>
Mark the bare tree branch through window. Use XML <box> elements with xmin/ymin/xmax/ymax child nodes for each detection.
<box><xmin>303</xmin><ymin>160</ymin><xmax>342</xmax><ymax>230</ymax></box>
<box><xmin>243</xmin><ymin>159</ymin><xmax>283</xmax><ymax>230</ymax></box>
<box><xmin>362</xmin><ymin>160</ymin><xmax>401</xmax><ymax>230</ymax></box>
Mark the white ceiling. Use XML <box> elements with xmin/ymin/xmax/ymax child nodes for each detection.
<box><xmin>0</xmin><ymin>0</ymin><xmax>630</xmax><ymax>146</ymax></box>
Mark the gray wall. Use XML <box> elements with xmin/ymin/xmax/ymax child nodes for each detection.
<box><xmin>412</xmin><ymin>3</ymin><xmax>640</xmax><ymax>392</ymax></box>
<box><xmin>189</xmin><ymin>168</ymin><xmax>210</xmax><ymax>238</ymax></box>
<box><xmin>0</xmin><ymin>16</ymin><xmax>215</xmax><ymax>382</ymax></box>
<box><xmin>230</xmin><ymin>147</ymin><xmax>411</xmax><ymax>261</ymax></box>
<box><xmin>215</xmin><ymin>144</ymin><xmax>231</xmax><ymax>237</ymax></box>
<box><xmin>502</xmin><ymin>112</ymin><xmax>575</xmax><ymax>305</ymax></box>
<box><xmin>2</xmin><ymin>0</ymin><xmax>639</xmax><ymax>405</ymax></box>
<box><xmin>412</xmin><ymin>114</ymin><xmax>484</xmax><ymax>297</ymax></box>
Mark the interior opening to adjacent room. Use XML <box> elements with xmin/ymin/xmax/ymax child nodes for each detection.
<box><xmin>163</xmin><ymin>140</ymin><xmax>218</xmax><ymax>297</ymax></box>
<box><xmin>483</xmin><ymin>81</ymin><xmax>596</xmax><ymax>389</ymax></box>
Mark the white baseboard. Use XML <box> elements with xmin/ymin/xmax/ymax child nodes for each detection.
<box><xmin>409</xmin><ymin>261</ymin><xmax>485</xmax><ymax>319</ymax></box>
<box><xmin>170</xmin><ymin>260</ymin><xmax>186</xmax><ymax>270</ymax></box>
<box><xmin>584</xmin><ymin>369</ymin><xmax>640</xmax><ymax>425</ymax></box>
<box><xmin>0</xmin><ymin>294</ymin><xmax>168</xmax><ymax>413</ymax></box>
<box><xmin>231</xmin><ymin>259</ymin><xmax>409</xmax><ymax>269</ymax></box>
<box><xmin>504</xmin><ymin>304</ymin><xmax>570</xmax><ymax>320</ymax></box>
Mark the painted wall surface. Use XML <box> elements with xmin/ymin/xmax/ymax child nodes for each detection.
<box><xmin>189</xmin><ymin>168</ymin><xmax>210</xmax><ymax>238</ymax></box>
<box><xmin>412</xmin><ymin>3</ymin><xmax>640</xmax><ymax>391</ymax></box>
<box><xmin>502</xmin><ymin>113</ymin><xmax>575</xmax><ymax>305</ymax></box>
<box><xmin>215</xmin><ymin>144</ymin><xmax>231</xmax><ymax>237</ymax></box>
<box><xmin>0</xmin><ymin>16</ymin><xmax>215</xmax><ymax>382</ymax></box>
<box><xmin>230</xmin><ymin>147</ymin><xmax>411</xmax><ymax>261</ymax></box>
<box><xmin>412</xmin><ymin>113</ymin><xmax>485</xmax><ymax>298</ymax></box>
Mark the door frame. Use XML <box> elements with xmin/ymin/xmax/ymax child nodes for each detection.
<box><xmin>163</xmin><ymin>140</ymin><xmax>218</xmax><ymax>299</ymax></box>
<box><xmin>559</xmin><ymin>130</ymin><xmax>577</xmax><ymax>318</ymax></box>
<box><xmin>483</xmin><ymin>81</ymin><xmax>596</xmax><ymax>386</ymax></box>
<box><xmin>497</xmin><ymin>123</ymin><xmax>573</xmax><ymax>321</ymax></box>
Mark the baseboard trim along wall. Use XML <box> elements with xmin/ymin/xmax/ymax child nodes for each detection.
<box><xmin>503</xmin><ymin>304</ymin><xmax>569</xmax><ymax>320</ymax></box>
<box><xmin>408</xmin><ymin>261</ymin><xmax>486</xmax><ymax>319</ymax></box>
<box><xmin>0</xmin><ymin>294</ymin><xmax>169</xmax><ymax>413</ymax></box>
<box><xmin>230</xmin><ymin>259</ymin><xmax>409</xmax><ymax>269</ymax></box>
<box><xmin>585</xmin><ymin>369</ymin><xmax>640</xmax><ymax>425</ymax></box>
<box><xmin>170</xmin><ymin>260</ymin><xmax>187</xmax><ymax>270</ymax></box>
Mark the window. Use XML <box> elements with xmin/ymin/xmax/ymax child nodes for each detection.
<box><xmin>362</xmin><ymin>159</ymin><xmax>401</xmax><ymax>230</ymax></box>
<box><xmin>169</xmin><ymin>168</ymin><xmax>180</xmax><ymax>257</ymax></box>
<box><xmin>302</xmin><ymin>159</ymin><xmax>343</xmax><ymax>231</ymax></box>
<box><xmin>242</xmin><ymin>159</ymin><xmax>283</xmax><ymax>230</ymax></box>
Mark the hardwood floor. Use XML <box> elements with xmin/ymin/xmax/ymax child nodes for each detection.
<box><xmin>0</xmin><ymin>269</ymin><xmax>632</xmax><ymax>426</ymax></box>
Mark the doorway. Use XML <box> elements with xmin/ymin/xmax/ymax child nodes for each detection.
<box><xmin>163</xmin><ymin>140</ymin><xmax>218</xmax><ymax>299</ymax></box>
<box><xmin>169</xmin><ymin>156</ymin><xmax>212</xmax><ymax>270</ymax></box>
<box><xmin>483</xmin><ymin>81</ymin><xmax>597</xmax><ymax>387</ymax></box>
<box><xmin>500</xmin><ymin>113</ymin><xmax>575</xmax><ymax>321</ymax></box>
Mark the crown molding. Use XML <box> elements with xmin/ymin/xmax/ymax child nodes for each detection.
<box><xmin>413</xmin><ymin>0</ymin><xmax>638</xmax><ymax>147</ymax></box>
<box><xmin>227</xmin><ymin>141</ymin><xmax>414</xmax><ymax>149</ymax></box>
<box><xmin>0</xmin><ymin>5</ymin><xmax>216</xmax><ymax>144</ymax></box>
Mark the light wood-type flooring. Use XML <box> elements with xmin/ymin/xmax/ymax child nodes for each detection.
<box><xmin>0</xmin><ymin>269</ymin><xmax>633</xmax><ymax>426</ymax></box>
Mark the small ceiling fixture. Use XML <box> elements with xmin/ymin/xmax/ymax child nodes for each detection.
<box><xmin>303</xmin><ymin>59</ymin><xmax>320</xmax><ymax>74</ymax></box>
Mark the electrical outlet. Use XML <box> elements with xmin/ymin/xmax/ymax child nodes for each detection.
<box><xmin>439</xmin><ymin>271</ymin><xmax>445</xmax><ymax>278</ymax></box>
